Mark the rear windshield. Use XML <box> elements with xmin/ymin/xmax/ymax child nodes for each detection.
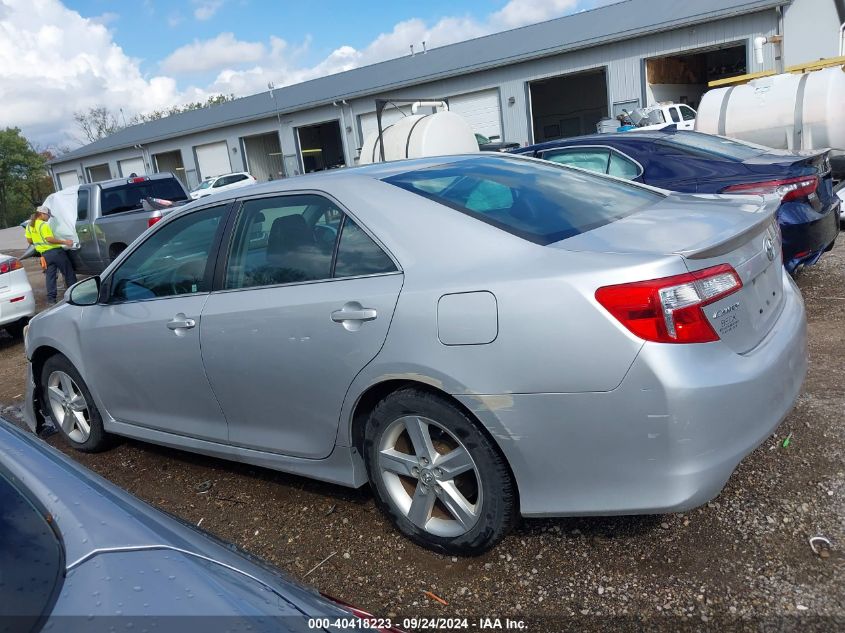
<box><xmin>0</xmin><ymin>471</ymin><xmax>63</xmax><ymax>625</ymax></box>
<box><xmin>383</xmin><ymin>156</ymin><xmax>662</xmax><ymax>245</ymax></box>
<box><xmin>100</xmin><ymin>178</ymin><xmax>188</xmax><ymax>216</ymax></box>
<box><xmin>658</xmin><ymin>131</ymin><xmax>766</xmax><ymax>161</ymax></box>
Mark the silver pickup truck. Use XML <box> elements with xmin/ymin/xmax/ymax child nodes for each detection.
<box><xmin>70</xmin><ymin>173</ymin><xmax>190</xmax><ymax>274</ymax></box>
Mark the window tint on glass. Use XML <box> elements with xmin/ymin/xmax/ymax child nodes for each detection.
<box><xmin>543</xmin><ymin>149</ymin><xmax>610</xmax><ymax>174</ymax></box>
<box><xmin>101</xmin><ymin>179</ymin><xmax>188</xmax><ymax>215</ymax></box>
<box><xmin>77</xmin><ymin>188</ymin><xmax>89</xmax><ymax>220</ymax></box>
<box><xmin>0</xmin><ymin>473</ymin><xmax>63</xmax><ymax>626</ymax></box>
<box><xmin>384</xmin><ymin>156</ymin><xmax>663</xmax><ymax>245</ymax></box>
<box><xmin>225</xmin><ymin>195</ymin><xmax>336</xmax><ymax>289</ymax></box>
<box><xmin>608</xmin><ymin>152</ymin><xmax>640</xmax><ymax>179</ymax></box>
<box><xmin>680</xmin><ymin>106</ymin><xmax>696</xmax><ymax>121</ymax></box>
<box><xmin>669</xmin><ymin>108</ymin><xmax>681</xmax><ymax>123</ymax></box>
<box><xmin>335</xmin><ymin>219</ymin><xmax>396</xmax><ymax>278</ymax></box>
<box><xmin>109</xmin><ymin>205</ymin><xmax>226</xmax><ymax>302</ymax></box>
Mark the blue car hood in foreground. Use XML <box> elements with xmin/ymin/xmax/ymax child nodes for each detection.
<box><xmin>0</xmin><ymin>419</ymin><xmax>351</xmax><ymax>631</ymax></box>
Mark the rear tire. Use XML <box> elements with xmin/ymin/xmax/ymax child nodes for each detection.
<box><xmin>40</xmin><ymin>355</ymin><xmax>110</xmax><ymax>452</ymax></box>
<box><xmin>364</xmin><ymin>387</ymin><xmax>516</xmax><ymax>555</ymax></box>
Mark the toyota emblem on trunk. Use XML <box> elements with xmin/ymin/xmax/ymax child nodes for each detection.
<box><xmin>764</xmin><ymin>237</ymin><xmax>775</xmax><ymax>262</ymax></box>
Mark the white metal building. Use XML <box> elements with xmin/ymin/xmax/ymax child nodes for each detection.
<box><xmin>49</xmin><ymin>0</ymin><xmax>845</xmax><ymax>190</ymax></box>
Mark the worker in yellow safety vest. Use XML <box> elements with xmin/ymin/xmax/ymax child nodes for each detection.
<box><xmin>24</xmin><ymin>205</ymin><xmax>77</xmax><ymax>304</ymax></box>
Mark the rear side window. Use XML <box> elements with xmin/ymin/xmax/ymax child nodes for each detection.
<box><xmin>669</xmin><ymin>108</ymin><xmax>681</xmax><ymax>123</ymax></box>
<box><xmin>77</xmin><ymin>189</ymin><xmax>89</xmax><ymax>220</ymax></box>
<box><xmin>101</xmin><ymin>178</ymin><xmax>188</xmax><ymax>216</ymax></box>
<box><xmin>384</xmin><ymin>156</ymin><xmax>662</xmax><ymax>245</ymax></box>
<box><xmin>542</xmin><ymin>149</ymin><xmax>610</xmax><ymax>173</ymax></box>
<box><xmin>0</xmin><ymin>472</ymin><xmax>63</xmax><ymax>626</ymax></box>
<box><xmin>335</xmin><ymin>219</ymin><xmax>396</xmax><ymax>277</ymax></box>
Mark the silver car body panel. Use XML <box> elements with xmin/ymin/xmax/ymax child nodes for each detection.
<box><xmin>24</xmin><ymin>154</ymin><xmax>808</xmax><ymax>516</ymax></box>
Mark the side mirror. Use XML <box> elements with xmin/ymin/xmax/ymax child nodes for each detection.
<box><xmin>65</xmin><ymin>276</ymin><xmax>101</xmax><ymax>306</ymax></box>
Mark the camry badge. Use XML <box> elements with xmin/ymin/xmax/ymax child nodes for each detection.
<box><xmin>764</xmin><ymin>237</ymin><xmax>775</xmax><ymax>262</ymax></box>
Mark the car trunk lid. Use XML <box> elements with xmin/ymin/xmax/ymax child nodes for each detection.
<box><xmin>554</xmin><ymin>192</ymin><xmax>784</xmax><ymax>353</ymax></box>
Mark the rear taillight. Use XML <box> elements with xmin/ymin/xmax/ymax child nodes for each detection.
<box><xmin>148</xmin><ymin>216</ymin><xmax>162</xmax><ymax>228</ymax></box>
<box><xmin>128</xmin><ymin>176</ymin><xmax>148</xmax><ymax>183</ymax></box>
<box><xmin>721</xmin><ymin>175</ymin><xmax>818</xmax><ymax>202</ymax></box>
<box><xmin>0</xmin><ymin>258</ymin><xmax>23</xmax><ymax>275</ymax></box>
<box><xmin>595</xmin><ymin>264</ymin><xmax>742</xmax><ymax>344</ymax></box>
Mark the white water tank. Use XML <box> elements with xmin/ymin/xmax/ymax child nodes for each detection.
<box><xmin>695</xmin><ymin>66</ymin><xmax>845</xmax><ymax>150</ymax></box>
<box><xmin>359</xmin><ymin>110</ymin><xmax>478</xmax><ymax>164</ymax></box>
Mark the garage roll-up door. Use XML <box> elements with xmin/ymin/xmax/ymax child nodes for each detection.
<box><xmin>57</xmin><ymin>170</ymin><xmax>79</xmax><ymax>190</ymax></box>
<box><xmin>448</xmin><ymin>89</ymin><xmax>502</xmax><ymax>139</ymax></box>
<box><xmin>118</xmin><ymin>157</ymin><xmax>146</xmax><ymax>177</ymax></box>
<box><xmin>195</xmin><ymin>141</ymin><xmax>231</xmax><ymax>180</ymax></box>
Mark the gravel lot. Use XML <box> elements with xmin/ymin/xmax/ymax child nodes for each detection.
<box><xmin>1</xmin><ymin>240</ymin><xmax>843</xmax><ymax>631</ymax></box>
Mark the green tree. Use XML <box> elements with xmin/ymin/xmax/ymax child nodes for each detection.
<box><xmin>131</xmin><ymin>94</ymin><xmax>236</xmax><ymax>124</ymax></box>
<box><xmin>0</xmin><ymin>128</ymin><xmax>51</xmax><ymax>228</ymax></box>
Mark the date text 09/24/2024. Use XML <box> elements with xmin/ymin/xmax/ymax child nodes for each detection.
<box><xmin>307</xmin><ymin>617</ymin><xmax>528</xmax><ymax>630</ymax></box>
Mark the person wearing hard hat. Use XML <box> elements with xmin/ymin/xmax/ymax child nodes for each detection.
<box><xmin>24</xmin><ymin>205</ymin><xmax>77</xmax><ymax>304</ymax></box>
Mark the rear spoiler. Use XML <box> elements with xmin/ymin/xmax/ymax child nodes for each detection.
<box><xmin>685</xmin><ymin>195</ymin><xmax>780</xmax><ymax>260</ymax></box>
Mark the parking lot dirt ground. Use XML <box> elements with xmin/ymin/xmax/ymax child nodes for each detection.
<box><xmin>0</xmin><ymin>241</ymin><xmax>843</xmax><ymax>631</ymax></box>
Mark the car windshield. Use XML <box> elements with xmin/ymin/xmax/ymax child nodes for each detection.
<box><xmin>658</xmin><ymin>131</ymin><xmax>767</xmax><ymax>161</ymax></box>
<box><xmin>193</xmin><ymin>180</ymin><xmax>214</xmax><ymax>191</ymax></box>
<box><xmin>0</xmin><ymin>470</ymin><xmax>64</xmax><ymax>624</ymax></box>
<box><xmin>101</xmin><ymin>179</ymin><xmax>188</xmax><ymax>215</ymax></box>
<box><xmin>384</xmin><ymin>156</ymin><xmax>663</xmax><ymax>245</ymax></box>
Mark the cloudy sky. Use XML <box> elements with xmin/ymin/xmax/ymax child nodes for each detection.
<box><xmin>0</xmin><ymin>0</ymin><xmax>608</xmax><ymax>150</ymax></box>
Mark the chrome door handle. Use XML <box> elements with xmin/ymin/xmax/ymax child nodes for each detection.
<box><xmin>331</xmin><ymin>308</ymin><xmax>377</xmax><ymax>323</ymax></box>
<box><xmin>167</xmin><ymin>314</ymin><xmax>196</xmax><ymax>330</ymax></box>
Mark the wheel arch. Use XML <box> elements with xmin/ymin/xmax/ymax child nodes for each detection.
<box><xmin>348</xmin><ymin>378</ymin><xmax>520</xmax><ymax>507</ymax></box>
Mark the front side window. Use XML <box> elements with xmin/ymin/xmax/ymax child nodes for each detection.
<box><xmin>542</xmin><ymin>149</ymin><xmax>610</xmax><ymax>174</ymax></box>
<box><xmin>213</xmin><ymin>176</ymin><xmax>231</xmax><ymax>188</ymax></box>
<box><xmin>384</xmin><ymin>156</ymin><xmax>662</xmax><ymax>245</ymax></box>
<box><xmin>109</xmin><ymin>205</ymin><xmax>226</xmax><ymax>302</ymax></box>
<box><xmin>680</xmin><ymin>105</ymin><xmax>697</xmax><ymax>121</ymax></box>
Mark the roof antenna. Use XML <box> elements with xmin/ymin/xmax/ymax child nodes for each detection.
<box><xmin>409</xmin><ymin>44</ymin><xmax>415</xmax><ymax>56</ymax></box>
<box><xmin>422</xmin><ymin>41</ymin><xmax>427</xmax><ymax>54</ymax></box>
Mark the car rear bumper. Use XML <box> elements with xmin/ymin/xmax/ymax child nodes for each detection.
<box><xmin>458</xmin><ymin>272</ymin><xmax>807</xmax><ymax>517</ymax></box>
<box><xmin>0</xmin><ymin>267</ymin><xmax>35</xmax><ymax>326</ymax></box>
<box><xmin>780</xmin><ymin>200</ymin><xmax>840</xmax><ymax>272</ymax></box>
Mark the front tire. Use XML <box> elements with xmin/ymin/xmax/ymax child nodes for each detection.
<box><xmin>364</xmin><ymin>388</ymin><xmax>516</xmax><ymax>555</ymax></box>
<box><xmin>40</xmin><ymin>355</ymin><xmax>110</xmax><ymax>452</ymax></box>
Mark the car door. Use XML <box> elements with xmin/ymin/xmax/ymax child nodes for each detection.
<box><xmin>80</xmin><ymin>203</ymin><xmax>231</xmax><ymax>441</ymax></box>
<box><xmin>72</xmin><ymin>187</ymin><xmax>100</xmax><ymax>272</ymax></box>
<box><xmin>678</xmin><ymin>105</ymin><xmax>697</xmax><ymax>130</ymax></box>
<box><xmin>200</xmin><ymin>192</ymin><xmax>403</xmax><ymax>459</ymax></box>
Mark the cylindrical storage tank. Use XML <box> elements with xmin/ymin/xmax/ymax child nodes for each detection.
<box><xmin>695</xmin><ymin>66</ymin><xmax>845</xmax><ymax>150</ymax></box>
<box><xmin>359</xmin><ymin>111</ymin><xmax>478</xmax><ymax>164</ymax></box>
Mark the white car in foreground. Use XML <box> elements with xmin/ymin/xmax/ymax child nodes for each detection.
<box><xmin>190</xmin><ymin>172</ymin><xmax>257</xmax><ymax>200</ymax></box>
<box><xmin>0</xmin><ymin>254</ymin><xmax>35</xmax><ymax>337</ymax></box>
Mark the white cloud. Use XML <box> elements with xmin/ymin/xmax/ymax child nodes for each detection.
<box><xmin>0</xmin><ymin>0</ymin><xmax>191</xmax><ymax>148</ymax></box>
<box><xmin>161</xmin><ymin>32</ymin><xmax>266</xmax><ymax>74</ymax></box>
<box><xmin>193</xmin><ymin>0</ymin><xmax>222</xmax><ymax>21</ymax></box>
<box><xmin>491</xmin><ymin>0</ymin><xmax>579</xmax><ymax>29</ymax></box>
<box><xmin>0</xmin><ymin>0</ymin><xmax>591</xmax><ymax>149</ymax></box>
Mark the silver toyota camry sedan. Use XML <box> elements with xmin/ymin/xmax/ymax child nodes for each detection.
<box><xmin>24</xmin><ymin>154</ymin><xmax>807</xmax><ymax>554</ymax></box>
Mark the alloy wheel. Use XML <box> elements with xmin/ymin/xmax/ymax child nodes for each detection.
<box><xmin>46</xmin><ymin>370</ymin><xmax>91</xmax><ymax>443</ymax></box>
<box><xmin>378</xmin><ymin>415</ymin><xmax>483</xmax><ymax>538</ymax></box>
